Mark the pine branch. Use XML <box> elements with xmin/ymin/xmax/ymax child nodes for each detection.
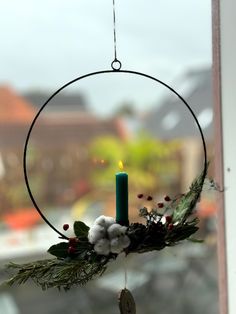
<box><xmin>6</xmin><ymin>258</ymin><xmax>107</xmax><ymax>291</ymax></box>
<box><xmin>126</xmin><ymin>219</ymin><xmax>199</xmax><ymax>254</ymax></box>
<box><xmin>172</xmin><ymin>164</ymin><xmax>208</xmax><ymax>223</ymax></box>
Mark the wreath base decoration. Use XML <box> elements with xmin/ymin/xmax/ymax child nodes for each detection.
<box><xmin>5</xmin><ymin>165</ymin><xmax>211</xmax><ymax>291</ymax></box>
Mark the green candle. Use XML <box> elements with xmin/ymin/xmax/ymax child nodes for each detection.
<box><xmin>116</xmin><ymin>161</ymin><xmax>129</xmax><ymax>226</ymax></box>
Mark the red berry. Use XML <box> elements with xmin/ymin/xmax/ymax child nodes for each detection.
<box><xmin>69</xmin><ymin>237</ymin><xmax>79</xmax><ymax>246</ymax></box>
<box><xmin>63</xmin><ymin>224</ymin><xmax>69</xmax><ymax>231</ymax></box>
<box><xmin>168</xmin><ymin>223</ymin><xmax>174</xmax><ymax>230</ymax></box>
<box><xmin>68</xmin><ymin>246</ymin><xmax>76</xmax><ymax>254</ymax></box>
<box><xmin>147</xmin><ymin>196</ymin><xmax>153</xmax><ymax>201</ymax></box>
<box><xmin>157</xmin><ymin>202</ymin><xmax>164</xmax><ymax>208</ymax></box>
<box><xmin>164</xmin><ymin>195</ymin><xmax>171</xmax><ymax>202</ymax></box>
<box><xmin>165</xmin><ymin>216</ymin><xmax>172</xmax><ymax>224</ymax></box>
<box><xmin>137</xmin><ymin>193</ymin><xmax>144</xmax><ymax>199</ymax></box>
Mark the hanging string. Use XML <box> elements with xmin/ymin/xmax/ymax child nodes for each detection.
<box><xmin>124</xmin><ymin>256</ymin><xmax>128</xmax><ymax>289</ymax></box>
<box><xmin>112</xmin><ymin>0</ymin><xmax>117</xmax><ymax>60</ymax></box>
<box><xmin>111</xmin><ymin>0</ymin><xmax>122</xmax><ymax>70</ymax></box>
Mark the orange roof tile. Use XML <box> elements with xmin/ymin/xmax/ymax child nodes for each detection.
<box><xmin>0</xmin><ymin>85</ymin><xmax>36</xmax><ymax>124</ymax></box>
<box><xmin>3</xmin><ymin>208</ymin><xmax>41</xmax><ymax>230</ymax></box>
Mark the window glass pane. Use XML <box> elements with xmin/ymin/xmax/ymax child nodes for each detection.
<box><xmin>0</xmin><ymin>1</ymin><xmax>218</xmax><ymax>313</ymax></box>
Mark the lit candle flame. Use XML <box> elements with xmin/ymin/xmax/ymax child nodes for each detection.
<box><xmin>118</xmin><ymin>160</ymin><xmax>124</xmax><ymax>171</ymax></box>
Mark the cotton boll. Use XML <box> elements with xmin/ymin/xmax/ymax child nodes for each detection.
<box><xmin>119</xmin><ymin>226</ymin><xmax>128</xmax><ymax>236</ymax></box>
<box><xmin>104</xmin><ymin>216</ymin><xmax>115</xmax><ymax>228</ymax></box>
<box><xmin>88</xmin><ymin>225</ymin><xmax>106</xmax><ymax>244</ymax></box>
<box><xmin>110</xmin><ymin>238</ymin><xmax>123</xmax><ymax>254</ymax></box>
<box><xmin>107</xmin><ymin>223</ymin><xmax>124</xmax><ymax>239</ymax></box>
<box><xmin>94</xmin><ymin>238</ymin><xmax>110</xmax><ymax>256</ymax></box>
<box><xmin>120</xmin><ymin>235</ymin><xmax>131</xmax><ymax>249</ymax></box>
<box><xmin>94</xmin><ymin>215</ymin><xmax>107</xmax><ymax>227</ymax></box>
<box><xmin>94</xmin><ymin>215</ymin><xmax>115</xmax><ymax>228</ymax></box>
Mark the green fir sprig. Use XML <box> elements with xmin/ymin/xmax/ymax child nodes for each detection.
<box><xmin>172</xmin><ymin>163</ymin><xmax>208</xmax><ymax>223</ymax></box>
<box><xmin>6</xmin><ymin>258</ymin><xmax>107</xmax><ymax>291</ymax></box>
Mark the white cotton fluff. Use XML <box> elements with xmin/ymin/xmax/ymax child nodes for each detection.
<box><xmin>88</xmin><ymin>224</ymin><xmax>106</xmax><ymax>244</ymax></box>
<box><xmin>120</xmin><ymin>235</ymin><xmax>131</xmax><ymax>249</ymax></box>
<box><xmin>94</xmin><ymin>215</ymin><xmax>115</xmax><ymax>228</ymax></box>
<box><xmin>89</xmin><ymin>217</ymin><xmax>131</xmax><ymax>256</ymax></box>
<box><xmin>105</xmin><ymin>216</ymin><xmax>116</xmax><ymax>228</ymax></box>
<box><xmin>94</xmin><ymin>238</ymin><xmax>110</xmax><ymax>256</ymax></box>
<box><xmin>119</xmin><ymin>226</ymin><xmax>128</xmax><ymax>236</ymax></box>
<box><xmin>107</xmin><ymin>224</ymin><xmax>127</xmax><ymax>239</ymax></box>
<box><xmin>110</xmin><ymin>238</ymin><xmax>123</xmax><ymax>254</ymax></box>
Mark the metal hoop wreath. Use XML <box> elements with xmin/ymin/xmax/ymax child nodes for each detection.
<box><xmin>23</xmin><ymin>69</ymin><xmax>208</xmax><ymax>240</ymax></box>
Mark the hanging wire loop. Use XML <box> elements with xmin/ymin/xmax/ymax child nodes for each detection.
<box><xmin>111</xmin><ymin>58</ymin><xmax>122</xmax><ymax>71</ymax></box>
<box><xmin>23</xmin><ymin>69</ymin><xmax>208</xmax><ymax>239</ymax></box>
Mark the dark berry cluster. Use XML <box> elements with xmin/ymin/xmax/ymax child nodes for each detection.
<box><xmin>137</xmin><ymin>193</ymin><xmax>171</xmax><ymax>207</ymax></box>
<box><xmin>62</xmin><ymin>224</ymin><xmax>80</xmax><ymax>255</ymax></box>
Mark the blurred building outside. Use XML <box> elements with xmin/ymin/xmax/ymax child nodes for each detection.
<box><xmin>0</xmin><ymin>66</ymin><xmax>219</xmax><ymax>314</ymax></box>
<box><xmin>0</xmin><ymin>85</ymin><xmax>127</xmax><ymax>259</ymax></box>
<box><xmin>0</xmin><ymin>66</ymin><xmax>216</xmax><ymax>258</ymax></box>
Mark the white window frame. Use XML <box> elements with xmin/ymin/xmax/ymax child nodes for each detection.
<box><xmin>212</xmin><ymin>1</ymin><xmax>236</xmax><ymax>313</ymax></box>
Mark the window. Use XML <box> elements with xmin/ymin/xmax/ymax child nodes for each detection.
<box><xmin>0</xmin><ymin>1</ymin><xmax>224</xmax><ymax>313</ymax></box>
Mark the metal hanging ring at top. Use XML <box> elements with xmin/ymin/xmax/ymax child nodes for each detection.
<box><xmin>111</xmin><ymin>58</ymin><xmax>122</xmax><ymax>71</ymax></box>
<box><xmin>23</xmin><ymin>69</ymin><xmax>208</xmax><ymax>240</ymax></box>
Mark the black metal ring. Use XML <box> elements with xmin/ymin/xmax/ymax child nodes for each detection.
<box><xmin>23</xmin><ymin>69</ymin><xmax>208</xmax><ymax>239</ymax></box>
<box><xmin>111</xmin><ymin>58</ymin><xmax>122</xmax><ymax>71</ymax></box>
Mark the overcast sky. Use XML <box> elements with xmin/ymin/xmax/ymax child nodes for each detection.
<box><xmin>0</xmin><ymin>0</ymin><xmax>212</xmax><ymax>115</ymax></box>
